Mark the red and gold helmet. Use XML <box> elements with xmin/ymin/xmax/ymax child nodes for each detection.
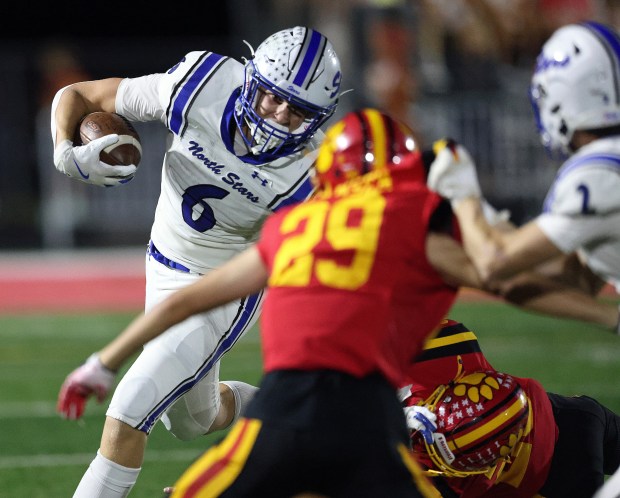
<box><xmin>414</xmin><ymin>370</ymin><xmax>529</xmax><ymax>478</ymax></box>
<box><xmin>314</xmin><ymin>108</ymin><xmax>419</xmax><ymax>190</ymax></box>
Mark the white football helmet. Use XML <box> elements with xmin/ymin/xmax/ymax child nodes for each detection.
<box><xmin>235</xmin><ymin>26</ymin><xmax>342</xmax><ymax>159</ymax></box>
<box><xmin>530</xmin><ymin>21</ymin><xmax>620</xmax><ymax>158</ymax></box>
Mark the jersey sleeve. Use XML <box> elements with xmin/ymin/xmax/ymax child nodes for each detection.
<box><xmin>538</xmin><ymin>160</ymin><xmax>620</xmax><ymax>253</ymax></box>
<box><xmin>115</xmin><ymin>51</ymin><xmax>214</xmax><ymax>124</ymax></box>
<box><xmin>545</xmin><ymin>164</ymin><xmax>620</xmax><ymax>216</ymax></box>
<box><xmin>536</xmin><ymin>211</ymin><xmax>612</xmax><ymax>254</ymax></box>
<box><xmin>116</xmin><ymin>74</ymin><xmax>166</xmax><ymax>122</ymax></box>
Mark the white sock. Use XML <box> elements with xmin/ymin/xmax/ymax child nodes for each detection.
<box><xmin>73</xmin><ymin>450</ymin><xmax>141</xmax><ymax>498</ymax></box>
<box><xmin>220</xmin><ymin>380</ymin><xmax>259</xmax><ymax>427</ymax></box>
<box><xmin>594</xmin><ymin>466</ymin><xmax>620</xmax><ymax>498</ymax></box>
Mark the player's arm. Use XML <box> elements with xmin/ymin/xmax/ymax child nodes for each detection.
<box><xmin>495</xmin><ymin>268</ymin><xmax>619</xmax><ymax>330</ymax></box>
<box><xmin>57</xmin><ymin>246</ymin><xmax>268</xmax><ymax>419</ymax></box>
<box><xmin>425</xmin><ymin>139</ymin><xmax>561</xmax><ymax>281</ymax></box>
<box><xmin>53</xmin><ymin>78</ymin><xmax>122</xmax><ymax>145</ymax></box>
<box><xmin>427</xmin><ymin>141</ymin><xmax>620</xmax><ymax>332</ymax></box>
<box><xmin>448</xmin><ymin>198</ymin><xmax>620</xmax><ymax>330</ymax></box>
<box><xmin>51</xmin><ymin>77</ymin><xmax>138</xmax><ymax>187</ymax></box>
<box><xmin>453</xmin><ymin>197</ymin><xmax>563</xmax><ymax>281</ymax></box>
<box><xmin>424</xmin><ymin>199</ymin><xmax>483</xmax><ymax>289</ymax></box>
<box><xmin>426</xmin><ymin>231</ymin><xmax>482</xmax><ymax>289</ymax></box>
<box><xmin>99</xmin><ymin>247</ymin><xmax>268</xmax><ymax>370</ymax></box>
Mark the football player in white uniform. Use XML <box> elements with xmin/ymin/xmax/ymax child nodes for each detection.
<box><xmin>426</xmin><ymin>20</ymin><xmax>620</xmax><ymax>336</ymax></box>
<box><xmin>52</xmin><ymin>27</ymin><xmax>342</xmax><ymax>498</ymax></box>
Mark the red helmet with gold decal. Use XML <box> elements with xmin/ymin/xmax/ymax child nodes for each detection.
<box><xmin>413</xmin><ymin>370</ymin><xmax>529</xmax><ymax>478</ymax></box>
<box><xmin>314</xmin><ymin>108</ymin><xmax>421</xmax><ymax>190</ymax></box>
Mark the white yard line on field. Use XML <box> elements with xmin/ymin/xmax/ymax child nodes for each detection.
<box><xmin>0</xmin><ymin>401</ymin><xmax>105</xmax><ymax>418</ymax></box>
<box><xmin>0</xmin><ymin>449</ymin><xmax>202</xmax><ymax>469</ymax></box>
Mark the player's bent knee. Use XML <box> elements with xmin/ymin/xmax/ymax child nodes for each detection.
<box><xmin>162</xmin><ymin>410</ymin><xmax>214</xmax><ymax>441</ymax></box>
<box><xmin>165</xmin><ymin>421</ymin><xmax>209</xmax><ymax>441</ymax></box>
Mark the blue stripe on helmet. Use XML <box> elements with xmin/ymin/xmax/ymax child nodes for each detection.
<box><xmin>584</xmin><ymin>21</ymin><xmax>620</xmax><ymax>62</ymax></box>
<box><xmin>169</xmin><ymin>53</ymin><xmax>225</xmax><ymax>135</ymax></box>
<box><xmin>582</xmin><ymin>21</ymin><xmax>620</xmax><ymax>104</ymax></box>
<box><xmin>293</xmin><ymin>30</ymin><xmax>322</xmax><ymax>87</ymax></box>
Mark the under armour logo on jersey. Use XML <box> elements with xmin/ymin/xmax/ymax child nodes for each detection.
<box><xmin>252</xmin><ymin>170</ymin><xmax>270</xmax><ymax>187</ymax></box>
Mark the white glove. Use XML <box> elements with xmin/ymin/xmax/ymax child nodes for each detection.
<box><xmin>427</xmin><ymin>140</ymin><xmax>482</xmax><ymax>201</ymax></box>
<box><xmin>404</xmin><ymin>405</ymin><xmax>437</xmax><ymax>444</ymax></box>
<box><xmin>57</xmin><ymin>353</ymin><xmax>117</xmax><ymax>420</ymax></box>
<box><xmin>53</xmin><ymin>137</ymin><xmax>137</xmax><ymax>187</ymax></box>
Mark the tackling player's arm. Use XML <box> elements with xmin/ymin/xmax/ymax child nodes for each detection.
<box><xmin>427</xmin><ymin>142</ymin><xmax>620</xmax><ymax>332</ymax></box>
<box><xmin>424</xmin><ymin>198</ymin><xmax>482</xmax><ymax>289</ymax></box>
<box><xmin>425</xmin><ymin>138</ymin><xmax>563</xmax><ymax>282</ymax></box>
<box><xmin>452</xmin><ymin>197</ymin><xmax>562</xmax><ymax>282</ymax></box>
<box><xmin>453</xmin><ymin>198</ymin><xmax>620</xmax><ymax>330</ymax></box>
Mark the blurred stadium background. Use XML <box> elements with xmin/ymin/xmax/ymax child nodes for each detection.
<box><xmin>3</xmin><ymin>0</ymin><xmax>620</xmax><ymax>496</ymax></box>
<box><xmin>5</xmin><ymin>0</ymin><xmax>619</xmax><ymax>250</ymax></box>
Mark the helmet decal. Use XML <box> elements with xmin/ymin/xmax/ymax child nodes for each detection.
<box><xmin>530</xmin><ymin>21</ymin><xmax>620</xmax><ymax>158</ymax></box>
<box><xmin>414</xmin><ymin>370</ymin><xmax>529</xmax><ymax>478</ymax></box>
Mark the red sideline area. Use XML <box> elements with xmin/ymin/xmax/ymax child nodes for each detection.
<box><xmin>0</xmin><ymin>246</ymin><xmax>500</xmax><ymax>314</ymax></box>
<box><xmin>0</xmin><ymin>248</ymin><xmax>147</xmax><ymax>313</ymax></box>
<box><xmin>7</xmin><ymin>248</ymin><xmax>614</xmax><ymax>313</ymax></box>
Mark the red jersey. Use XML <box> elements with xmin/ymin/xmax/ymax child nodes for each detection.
<box><xmin>404</xmin><ymin>320</ymin><xmax>558</xmax><ymax>497</ymax></box>
<box><xmin>256</xmin><ymin>165</ymin><xmax>459</xmax><ymax>387</ymax></box>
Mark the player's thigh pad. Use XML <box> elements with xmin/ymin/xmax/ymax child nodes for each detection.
<box><xmin>106</xmin><ymin>258</ymin><xmax>258</xmax><ymax>434</ymax></box>
<box><xmin>106</xmin><ymin>310</ymin><xmax>223</xmax><ymax>432</ymax></box>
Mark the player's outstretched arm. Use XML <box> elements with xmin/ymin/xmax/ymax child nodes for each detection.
<box><xmin>57</xmin><ymin>246</ymin><xmax>268</xmax><ymax>420</ymax></box>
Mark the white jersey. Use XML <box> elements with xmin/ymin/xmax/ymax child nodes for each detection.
<box><xmin>536</xmin><ymin>137</ymin><xmax>620</xmax><ymax>291</ymax></box>
<box><xmin>116</xmin><ymin>51</ymin><xmax>320</xmax><ymax>273</ymax></box>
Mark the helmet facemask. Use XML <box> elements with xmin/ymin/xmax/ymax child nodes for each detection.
<box><xmin>235</xmin><ymin>62</ymin><xmax>336</xmax><ymax>156</ymax></box>
<box><xmin>234</xmin><ymin>27</ymin><xmax>342</xmax><ymax>159</ymax></box>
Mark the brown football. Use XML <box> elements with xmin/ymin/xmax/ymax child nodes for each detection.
<box><xmin>74</xmin><ymin>112</ymin><xmax>142</xmax><ymax>166</ymax></box>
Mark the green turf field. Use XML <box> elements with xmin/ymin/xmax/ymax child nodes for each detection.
<box><xmin>2</xmin><ymin>301</ymin><xmax>620</xmax><ymax>497</ymax></box>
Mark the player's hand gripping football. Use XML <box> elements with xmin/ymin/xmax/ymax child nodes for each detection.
<box><xmin>54</xmin><ymin>137</ymin><xmax>137</xmax><ymax>187</ymax></box>
<box><xmin>427</xmin><ymin>139</ymin><xmax>482</xmax><ymax>202</ymax></box>
<box><xmin>57</xmin><ymin>354</ymin><xmax>117</xmax><ymax>420</ymax></box>
<box><xmin>404</xmin><ymin>405</ymin><xmax>437</xmax><ymax>444</ymax></box>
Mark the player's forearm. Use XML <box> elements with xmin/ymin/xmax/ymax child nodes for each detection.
<box><xmin>97</xmin><ymin>300</ymin><xmax>187</xmax><ymax>371</ymax></box>
<box><xmin>52</xmin><ymin>79</ymin><xmax>121</xmax><ymax>144</ymax></box>
<box><xmin>52</xmin><ymin>86</ymin><xmax>91</xmax><ymax>144</ymax></box>
<box><xmin>497</xmin><ymin>273</ymin><xmax>619</xmax><ymax>331</ymax></box>
<box><xmin>454</xmin><ymin>199</ymin><xmax>564</xmax><ymax>283</ymax></box>
<box><xmin>452</xmin><ymin>197</ymin><xmax>504</xmax><ymax>281</ymax></box>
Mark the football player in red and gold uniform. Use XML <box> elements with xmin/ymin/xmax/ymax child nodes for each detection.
<box><xmin>59</xmin><ymin>108</ymin><xmax>484</xmax><ymax>497</ymax></box>
<box><xmin>402</xmin><ymin>319</ymin><xmax>620</xmax><ymax>498</ymax></box>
